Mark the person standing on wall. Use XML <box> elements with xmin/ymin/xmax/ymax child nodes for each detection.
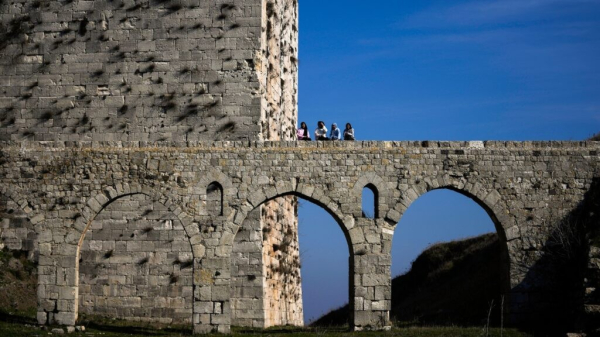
<box><xmin>315</xmin><ymin>121</ymin><xmax>328</xmax><ymax>140</ymax></box>
<box><xmin>297</xmin><ymin>122</ymin><xmax>311</xmax><ymax>140</ymax></box>
<box><xmin>344</xmin><ymin>123</ymin><xmax>355</xmax><ymax>140</ymax></box>
<box><xmin>330</xmin><ymin>123</ymin><xmax>341</xmax><ymax>140</ymax></box>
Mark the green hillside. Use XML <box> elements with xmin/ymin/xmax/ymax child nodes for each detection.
<box><xmin>0</xmin><ymin>249</ymin><xmax>37</xmax><ymax>318</ymax></box>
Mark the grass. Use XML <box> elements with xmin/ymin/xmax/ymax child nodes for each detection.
<box><xmin>0</xmin><ymin>244</ymin><xmax>530</xmax><ymax>336</ymax></box>
<box><xmin>0</xmin><ymin>315</ymin><xmax>530</xmax><ymax>337</ymax></box>
<box><xmin>0</xmin><ymin>249</ymin><xmax>38</xmax><ymax>314</ymax></box>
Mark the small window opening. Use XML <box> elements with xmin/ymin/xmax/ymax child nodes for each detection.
<box><xmin>362</xmin><ymin>184</ymin><xmax>378</xmax><ymax>218</ymax></box>
<box><xmin>207</xmin><ymin>182</ymin><xmax>223</xmax><ymax>216</ymax></box>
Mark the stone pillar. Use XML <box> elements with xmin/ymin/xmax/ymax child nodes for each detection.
<box><xmin>584</xmin><ymin>246</ymin><xmax>600</xmax><ymax>332</ymax></box>
<box><xmin>37</xmin><ymin>238</ymin><xmax>78</xmax><ymax>326</ymax></box>
<box><xmin>193</xmin><ymin>253</ymin><xmax>231</xmax><ymax>334</ymax></box>
<box><xmin>262</xmin><ymin>197</ymin><xmax>303</xmax><ymax>327</ymax></box>
<box><xmin>231</xmin><ymin>208</ymin><xmax>266</xmax><ymax>327</ymax></box>
<box><xmin>349</xmin><ymin>219</ymin><xmax>392</xmax><ymax>331</ymax></box>
<box><xmin>230</xmin><ymin>199</ymin><xmax>303</xmax><ymax>328</ymax></box>
<box><xmin>193</xmin><ymin>220</ymin><xmax>235</xmax><ymax>334</ymax></box>
<box><xmin>505</xmin><ymin>204</ymin><xmax>589</xmax><ymax>333</ymax></box>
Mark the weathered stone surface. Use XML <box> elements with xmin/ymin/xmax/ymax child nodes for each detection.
<box><xmin>0</xmin><ymin>0</ymin><xmax>281</xmax><ymax>143</ymax></box>
<box><xmin>51</xmin><ymin>328</ymin><xmax>65</xmax><ymax>334</ymax></box>
<box><xmin>78</xmin><ymin>194</ymin><xmax>193</xmax><ymax>324</ymax></box>
<box><xmin>1</xmin><ymin>0</ymin><xmax>599</xmax><ymax>335</ymax></box>
<box><xmin>0</xmin><ymin>0</ymin><xmax>300</xmax><ymax>333</ymax></box>
<box><xmin>1</xmin><ymin>140</ymin><xmax>599</xmax><ymax>333</ymax></box>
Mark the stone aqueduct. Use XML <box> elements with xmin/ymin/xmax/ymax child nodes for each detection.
<box><xmin>0</xmin><ymin>0</ymin><xmax>599</xmax><ymax>333</ymax></box>
<box><xmin>1</xmin><ymin>139</ymin><xmax>599</xmax><ymax>333</ymax></box>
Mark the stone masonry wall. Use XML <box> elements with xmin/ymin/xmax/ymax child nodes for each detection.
<box><xmin>258</xmin><ymin>0</ymin><xmax>298</xmax><ymax>140</ymax></box>
<box><xmin>0</xmin><ymin>3</ymin><xmax>596</xmax><ymax>334</ymax></box>
<box><xmin>0</xmin><ymin>0</ymin><xmax>265</xmax><ymax>141</ymax></box>
<box><xmin>0</xmin><ymin>157</ymin><xmax>39</xmax><ymax>269</ymax></box>
<box><xmin>0</xmin><ymin>193</ymin><xmax>37</xmax><ymax>258</ymax></box>
<box><xmin>229</xmin><ymin>0</ymin><xmax>301</xmax><ymax>327</ymax></box>
<box><xmin>0</xmin><ymin>0</ymin><xmax>301</xmax><ymax>327</ymax></box>
<box><xmin>258</xmin><ymin>0</ymin><xmax>301</xmax><ymax>325</ymax></box>
<box><xmin>231</xmin><ymin>197</ymin><xmax>302</xmax><ymax>328</ymax></box>
<box><xmin>262</xmin><ymin>195</ymin><xmax>302</xmax><ymax>326</ymax></box>
<box><xmin>230</xmin><ymin>207</ymin><xmax>264</xmax><ymax>327</ymax></box>
<box><xmin>79</xmin><ymin>194</ymin><xmax>193</xmax><ymax>323</ymax></box>
<box><xmin>0</xmin><ymin>140</ymin><xmax>598</xmax><ymax>333</ymax></box>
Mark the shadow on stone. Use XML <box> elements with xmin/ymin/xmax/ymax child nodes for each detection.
<box><xmin>514</xmin><ymin>177</ymin><xmax>600</xmax><ymax>335</ymax></box>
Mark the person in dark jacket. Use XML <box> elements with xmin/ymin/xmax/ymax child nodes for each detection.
<box><xmin>344</xmin><ymin>123</ymin><xmax>355</xmax><ymax>140</ymax></box>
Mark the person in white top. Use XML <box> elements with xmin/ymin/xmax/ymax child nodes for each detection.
<box><xmin>314</xmin><ymin>121</ymin><xmax>328</xmax><ymax>140</ymax></box>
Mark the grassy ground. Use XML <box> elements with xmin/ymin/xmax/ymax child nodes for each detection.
<box><xmin>0</xmin><ymin>312</ymin><xmax>530</xmax><ymax>337</ymax></box>
<box><xmin>0</xmin><ymin>242</ymin><xmax>531</xmax><ymax>336</ymax></box>
<box><xmin>0</xmin><ymin>249</ymin><xmax>38</xmax><ymax>316</ymax></box>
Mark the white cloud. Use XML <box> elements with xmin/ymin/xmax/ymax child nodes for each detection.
<box><xmin>400</xmin><ymin>0</ymin><xmax>599</xmax><ymax>29</ymax></box>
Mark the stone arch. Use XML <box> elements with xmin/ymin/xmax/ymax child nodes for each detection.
<box><xmin>0</xmin><ymin>187</ymin><xmax>37</xmax><ymax>247</ymax></box>
<box><xmin>206</xmin><ymin>182</ymin><xmax>224</xmax><ymax>216</ymax></box>
<box><xmin>0</xmin><ymin>188</ymin><xmax>39</xmax><ymax>318</ymax></box>
<box><xmin>0</xmin><ymin>184</ymin><xmax>46</xmax><ymax>232</ymax></box>
<box><xmin>72</xmin><ymin>183</ymin><xmax>194</xmax><ymax>252</ymax></box>
<box><xmin>74</xmin><ymin>183</ymin><xmax>197</xmax><ymax>324</ymax></box>
<box><xmin>0</xmin><ymin>186</ymin><xmax>76</xmax><ymax>325</ymax></box>
<box><xmin>352</xmin><ymin>172</ymin><xmax>389</xmax><ymax>219</ymax></box>
<box><xmin>386</xmin><ymin>176</ymin><xmax>514</xmax><ymax>243</ymax></box>
<box><xmin>387</xmin><ymin>175</ymin><xmax>514</xmax><ymax>317</ymax></box>
<box><xmin>227</xmin><ymin>182</ymin><xmax>354</xmax><ymax>251</ymax></box>
<box><xmin>218</xmin><ymin>182</ymin><xmax>355</xmax><ymax>330</ymax></box>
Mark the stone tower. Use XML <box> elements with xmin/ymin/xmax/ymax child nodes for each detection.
<box><xmin>0</xmin><ymin>0</ymin><xmax>301</xmax><ymax>327</ymax></box>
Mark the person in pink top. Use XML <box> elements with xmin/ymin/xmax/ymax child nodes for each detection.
<box><xmin>296</xmin><ymin>121</ymin><xmax>311</xmax><ymax>140</ymax></box>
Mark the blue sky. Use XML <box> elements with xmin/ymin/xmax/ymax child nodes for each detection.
<box><xmin>298</xmin><ymin>0</ymin><xmax>600</xmax><ymax>141</ymax></box>
<box><xmin>294</xmin><ymin>0</ymin><xmax>600</xmax><ymax>323</ymax></box>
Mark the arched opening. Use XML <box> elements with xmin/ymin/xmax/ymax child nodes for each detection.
<box><xmin>230</xmin><ymin>192</ymin><xmax>352</xmax><ymax>328</ymax></box>
<box><xmin>206</xmin><ymin>182</ymin><xmax>223</xmax><ymax>216</ymax></box>
<box><xmin>298</xmin><ymin>199</ymin><xmax>351</xmax><ymax>325</ymax></box>
<box><xmin>391</xmin><ymin>188</ymin><xmax>510</xmax><ymax>327</ymax></box>
<box><xmin>77</xmin><ymin>193</ymin><xmax>193</xmax><ymax>326</ymax></box>
<box><xmin>361</xmin><ymin>184</ymin><xmax>378</xmax><ymax>219</ymax></box>
<box><xmin>0</xmin><ymin>193</ymin><xmax>38</xmax><ymax>323</ymax></box>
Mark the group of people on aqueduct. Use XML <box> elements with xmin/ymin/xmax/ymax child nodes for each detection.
<box><xmin>297</xmin><ymin>121</ymin><xmax>355</xmax><ymax>141</ymax></box>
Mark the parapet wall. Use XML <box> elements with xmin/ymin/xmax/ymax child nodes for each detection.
<box><xmin>1</xmin><ymin>140</ymin><xmax>598</xmax><ymax>333</ymax></box>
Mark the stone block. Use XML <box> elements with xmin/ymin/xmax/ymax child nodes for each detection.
<box><xmin>37</xmin><ymin>311</ymin><xmax>48</xmax><ymax>325</ymax></box>
<box><xmin>361</xmin><ymin>274</ymin><xmax>389</xmax><ymax>287</ymax></box>
<box><xmin>51</xmin><ymin>328</ymin><xmax>65</xmax><ymax>334</ymax></box>
<box><xmin>54</xmin><ymin>312</ymin><xmax>77</xmax><ymax>326</ymax></box>
<box><xmin>195</xmin><ymin>301</ymin><xmax>213</xmax><ymax>314</ymax></box>
<box><xmin>371</xmin><ymin>300</ymin><xmax>387</xmax><ymax>311</ymax></box>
